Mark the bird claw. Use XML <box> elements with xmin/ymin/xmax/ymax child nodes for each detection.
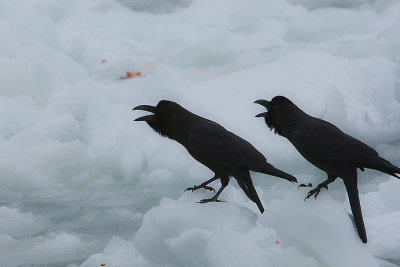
<box><xmin>298</xmin><ymin>183</ymin><xmax>312</xmax><ymax>189</ymax></box>
<box><xmin>198</xmin><ymin>198</ymin><xmax>225</xmax><ymax>204</ymax></box>
<box><xmin>304</xmin><ymin>187</ymin><xmax>322</xmax><ymax>201</ymax></box>
<box><xmin>184</xmin><ymin>187</ymin><xmax>196</xmax><ymax>192</ymax></box>
<box><xmin>185</xmin><ymin>185</ymin><xmax>215</xmax><ymax>193</ymax></box>
<box><xmin>203</xmin><ymin>186</ymin><xmax>215</xmax><ymax>192</ymax></box>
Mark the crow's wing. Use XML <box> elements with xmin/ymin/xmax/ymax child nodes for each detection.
<box><xmin>290</xmin><ymin>118</ymin><xmax>378</xmax><ymax>168</ymax></box>
<box><xmin>185</xmin><ymin>121</ymin><xmax>267</xmax><ymax>170</ymax></box>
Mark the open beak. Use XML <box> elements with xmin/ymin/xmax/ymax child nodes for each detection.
<box><xmin>255</xmin><ymin>112</ymin><xmax>268</xmax><ymax>118</ymax></box>
<box><xmin>132</xmin><ymin>105</ymin><xmax>156</xmax><ymax>121</ymax></box>
<box><xmin>254</xmin><ymin>99</ymin><xmax>271</xmax><ymax>118</ymax></box>
<box><xmin>254</xmin><ymin>99</ymin><xmax>271</xmax><ymax>109</ymax></box>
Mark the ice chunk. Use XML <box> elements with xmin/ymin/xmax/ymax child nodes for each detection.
<box><xmin>78</xmin><ymin>236</ymin><xmax>147</xmax><ymax>267</ymax></box>
<box><xmin>262</xmin><ymin>189</ymin><xmax>380</xmax><ymax>267</ymax></box>
<box><xmin>0</xmin><ymin>206</ymin><xmax>48</xmax><ymax>237</ymax></box>
<box><xmin>132</xmin><ymin>187</ymin><xmax>322</xmax><ymax>267</ymax></box>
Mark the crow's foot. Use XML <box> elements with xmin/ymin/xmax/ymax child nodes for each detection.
<box><xmin>298</xmin><ymin>183</ymin><xmax>312</xmax><ymax>189</ymax></box>
<box><xmin>185</xmin><ymin>185</ymin><xmax>215</xmax><ymax>193</ymax></box>
<box><xmin>198</xmin><ymin>198</ymin><xmax>224</xmax><ymax>203</ymax></box>
<box><xmin>304</xmin><ymin>187</ymin><xmax>324</xmax><ymax>201</ymax></box>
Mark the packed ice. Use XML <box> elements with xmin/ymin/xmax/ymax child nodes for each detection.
<box><xmin>0</xmin><ymin>0</ymin><xmax>400</xmax><ymax>266</ymax></box>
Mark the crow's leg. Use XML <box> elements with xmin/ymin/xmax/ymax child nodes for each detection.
<box><xmin>185</xmin><ymin>174</ymin><xmax>218</xmax><ymax>193</ymax></box>
<box><xmin>199</xmin><ymin>175</ymin><xmax>229</xmax><ymax>203</ymax></box>
<box><xmin>305</xmin><ymin>175</ymin><xmax>337</xmax><ymax>201</ymax></box>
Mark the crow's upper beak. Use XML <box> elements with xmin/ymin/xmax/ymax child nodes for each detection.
<box><xmin>132</xmin><ymin>105</ymin><xmax>156</xmax><ymax>121</ymax></box>
<box><xmin>254</xmin><ymin>99</ymin><xmax>271</xmax><ymax>109</ymax></box>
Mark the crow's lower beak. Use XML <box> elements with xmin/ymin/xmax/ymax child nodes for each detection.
<box><xmin>134</xmin><ymin>115</ymin><xmax>155</xmax><ymax>121</ymax></box>
<box><xmin>254</xmin><ymin>99</ymin><xmax>271</xmax><ymax>109</ymax></box>
<box><xmin>133</xmin><ymin>105</ymin><xmax>156</xmax><ymax>122</ymax></box>
<box><xmin>255</xmin><ymin>112</ymin><xmax>268</xmax><ymax>118</ymax></box>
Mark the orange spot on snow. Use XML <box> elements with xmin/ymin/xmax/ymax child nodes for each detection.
<box><xmin>126</xmin><ymin>71</ymin><xmax>141</xmax><ymax>78</ymax></box>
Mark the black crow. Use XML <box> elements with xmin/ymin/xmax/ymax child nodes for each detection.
<box><xmin>255</xmin><ymin>96</ymin><xmax>400</xmax><ymax>243</ymax></box>
<box><xmin>133</xmin><ymin>100</ymin><xmax>297</xmax><ymax>213</ymax></box>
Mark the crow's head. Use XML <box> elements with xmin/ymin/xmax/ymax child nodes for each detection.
<box><xmin>133</xmin><ymin>100</ymin><xmax>190</xmax><ymax>140</ymax></box>
<box><xmin>254</xmin><ymin>96</ymin><xmax>295</xmax><ymax>136</ymax></box>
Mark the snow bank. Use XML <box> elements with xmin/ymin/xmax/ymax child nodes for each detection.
<box><xmin>80</xmin><ymin>187</ymin><xmax>386</xmax><ymax>267</ymax></box>
<box><xmin>82</xmin><ymin>187</ymin><xmax>322</xmax><ymax>267</ymax></box>
<box><xmin>0</xmin><ymin>206</ymin><xmax>48</xmax><ymax>237</ymax></box>
<box><xmin>1</xmin><ymin>0</ymin><xmax>400</xmax><ymax>265</ymax></box>
<box><xmin>1</xmin><ymin>232</ymin><xmax>97</xmax><ymax>266</ymax></box>
<box><xmin>77</xmin><ymin>236</ymin><xmax>148</xmax><ymax>267</ymax></box>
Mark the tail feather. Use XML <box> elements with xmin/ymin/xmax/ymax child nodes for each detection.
<box><xmin>236</xmin><ymin>172</ymin><xmax>264</xmax><ymax>213</ymax></box>
<box><xmin>261</xmin><ymin>162</ymin><xmax>298</xmax><ymax>183</ymax></box>
<box><xmin>343</xmin><ymin>175</ymin><xmax>367</xmax><ymax>243</ymax></box>
<box><xmin>367</xmin><ymin>157</ymin><xmax>400</xmax><ymax>178</ymax></box>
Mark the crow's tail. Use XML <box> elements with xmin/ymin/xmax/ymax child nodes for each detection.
<box><xmin>368</xmin><ymin>157</ymin><xmax>400</xmax><ymax>178</ymax></box>
<box><xmin>236</xmin><ymin>171</ymin><xmax>264</xmax><ymax>213</ymax></box>
<box><xmin>260</xmin><ymin>162</ymin><xmax>298</xmax><ymax>183</ymax></box>
<box><xmin>343</xmin><ymin>173</ymin><xmax>367</xmax><ymax>243</ymax></box>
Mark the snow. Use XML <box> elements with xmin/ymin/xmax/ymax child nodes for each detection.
<box><xmin>0</xmin><ymin>0</ymin><xmax>399</xmax><ymax>266</ymax></box>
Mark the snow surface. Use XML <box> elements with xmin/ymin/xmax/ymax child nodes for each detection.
<box><xmin>1</xmin><ymin>0</ymin><xmax>400</xmax><ymax>266</ymax></box>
